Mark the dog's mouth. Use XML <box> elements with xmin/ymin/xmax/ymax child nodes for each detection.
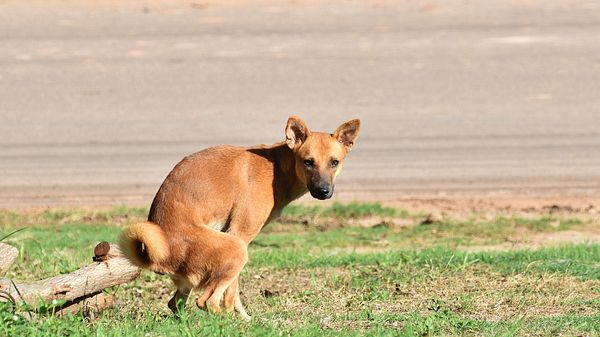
<box><xmin>308</xmin><ymin>185</ymin><xmax>334</xmax><ymax>200</ymax></box>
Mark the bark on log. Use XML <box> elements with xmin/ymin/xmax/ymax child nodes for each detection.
<box><xmin>0</xmin><ymin>242</ymin><xmax>140</xmax><ymax>305</ymax></box>
<box><xmin>55</xmin><ymin>292</ymin><xmax>115</xmax><ymax>317</ymax></box>
<box><xmin>0</xmin><ymin>243</ymin><xmax>18</xmax><ymax>276</ymax></box>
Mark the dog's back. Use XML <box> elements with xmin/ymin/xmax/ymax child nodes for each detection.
<box><xmin>148</xmin><ymin>145</ymin><xmax>276</xmax><ymax>230</ymax></box>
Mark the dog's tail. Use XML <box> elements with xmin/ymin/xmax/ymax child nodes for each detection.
<box><xmin>119</xmin><ymin>222</ymin><xmax>170</xmax><ymax>271</ymax></box>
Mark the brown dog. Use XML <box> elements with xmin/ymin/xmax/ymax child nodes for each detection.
<box><xmin>120</xmin><ymin>116</ymin><xmax>360</xmax><ymax>319</ymax></box>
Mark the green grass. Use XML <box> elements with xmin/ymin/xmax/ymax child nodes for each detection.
<box><xmin>249</xmin><ymin>243</ymin><xmax>600</xmax><ymax>281</ymax></box>
<box><xmin>0</xmin><ymin>204</ymin><xmax>598</xmax><ymax>336</ymax></box>
<box><xmin>0</xmin><ymin>206</ymin><xmax>148</xmax><ymax>227</ymax></box>
<box><xmin>281</xmin><ymin>202</ymin><xmax>403</xmax><ymax>219</ymax></box>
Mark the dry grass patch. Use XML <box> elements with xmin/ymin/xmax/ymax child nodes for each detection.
<box><xmin>238</xmin><ymin>266</ymin><xmax>600</xmax><ymax>331</ymax></box>
<box><xmin>392</xmin><ymin>268</ymin><xmax>600</xmax><ymax>322</ymax></box>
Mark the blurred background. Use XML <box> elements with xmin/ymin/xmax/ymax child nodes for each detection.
<box><xmin>1</xmin><ymin>0</ymin><xmax>599</xmax><ymax>207</ymax></box>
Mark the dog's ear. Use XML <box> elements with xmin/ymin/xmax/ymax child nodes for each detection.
<box><xmin>285</xmin><ymin>116</ymin><xmax>311</xmax><ymax>149</ymax></box>
<box><xmin>334</xmin><ymin>119</ymin><xmax>360</xmax><ymax>151</ymax></box>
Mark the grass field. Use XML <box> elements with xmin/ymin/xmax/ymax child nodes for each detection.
<box><xmin>0</xmin><ymin>203</ymin><xmax>599</xmax><ymax>336</ymax></box>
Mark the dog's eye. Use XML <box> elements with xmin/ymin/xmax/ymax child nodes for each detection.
<box><xmin>304</xmin><ymin>159</ymin><xmax>314</xmax><ymax>167</ymax></box>
<box><xmin>331</xmin><ymin>159</ymin><xmax>339</xmax><ymax>167</ymax></box>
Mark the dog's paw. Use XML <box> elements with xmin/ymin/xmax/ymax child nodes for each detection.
<box><xmin>239</xmin><ymin>312</ymin><xmax>252</xmax><ymax>321</ymax></box>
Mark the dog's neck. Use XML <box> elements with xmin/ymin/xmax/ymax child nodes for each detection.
<box><xmin>270</xmin><ymin>142</ymin><xmax>309</xmax><ymax>207</ymax></box>
<box><xmin>246</xmin><ymin>141</ymin><xmax>309</xmax><ymax>210</ymax></box>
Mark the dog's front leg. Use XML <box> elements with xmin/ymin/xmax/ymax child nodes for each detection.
<box><xmin>222</xmin><ymin>276</ymin><xmax>251</xmax><ymax>320</ymax></box>
<box><xmin>224</xmin><ymin>202</ymin><xmax>273</xmax><ymax>320</ymax></box>
<box><xmin>222</xmin><ymin>276</ymin><xmax>238</xmax><ymax>312</ymax></box>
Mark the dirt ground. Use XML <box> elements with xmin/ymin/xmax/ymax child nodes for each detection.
<box><xmin>386</xmin><ymin>196</ymin><xmax>600</xmax><ymax>216</ymax></box>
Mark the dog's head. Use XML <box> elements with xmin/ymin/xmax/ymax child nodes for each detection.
<box><xmin>285</xmin><ymin>116</ymin><xmax>360</xmax><ymax>200</ymax></box>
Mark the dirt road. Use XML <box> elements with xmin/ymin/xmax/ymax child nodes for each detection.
<box><xmin>1</xmin><ymin>1</ymin><xmax>599</xmax><ymax>207</ymax></box>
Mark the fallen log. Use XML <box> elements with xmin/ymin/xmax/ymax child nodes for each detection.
<box><xmin>55</xmin><ymin>292</ymin><xmax>115</xmax><ymax>317</ymax></box>
<box><xmin>0</xmin><ymin>242</ymin><xmax>139</xmax><ymax>315</ymax></box>
<box><xmin>0</xmin><ymin>243</ymin><xmax>18</xmax><ymax>276</ymax></box>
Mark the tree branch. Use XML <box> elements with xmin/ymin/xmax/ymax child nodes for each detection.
<box><xmin>0</xmin><ymin>242</ymin><xmax>139</xmax><ymax>310</ymax></box>
<box><xmin>0</xmin><ymin>243</ymin><xmax>18</xmax><ymax>276</ymax></box>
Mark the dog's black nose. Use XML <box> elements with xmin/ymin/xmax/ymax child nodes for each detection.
<box><xmin>316</xmin><ymin>187</ymin><xmax>330</xmax><ymax>197</ymax></box>
<box><xmin>309</xmin><ymin>185</ymin><xmax>333</xmax><ymax>200</ymax></box>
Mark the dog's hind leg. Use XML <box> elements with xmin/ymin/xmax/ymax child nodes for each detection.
<box><xmin>168</xmin><ymin>277</ymin><xmax>193</xmax><ymax>314</ymax></box>
<box><xmin>168</xmin><ymin>288</ymin><xmax>191</xmax><ymax>314</ymax></box>
<box><xmin>196</xmin><ymin>282</ymin><xmax>216</xmax><ymax>310</ymax></box>
<box><xmin>205</xmin><ymin>276</ymin><xmax>238</xmax><ymax>314</ymax></box>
